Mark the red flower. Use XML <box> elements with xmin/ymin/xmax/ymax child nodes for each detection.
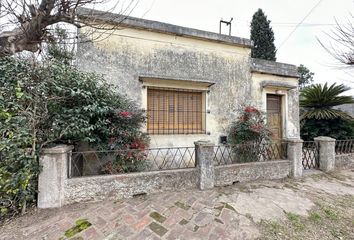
<box><xmin>244</xmin><ymin>106</ymin><xmax>259</xmax><ymax>114</ymax></box>
<box><xmin>130</xmin><ymin>142</ymin><xmax>139</xmax><ymax>149</ymax></box>
<box><xmin>120</xmin><ymin>111</ymin><xmax>131</xmax><ymax>117</ymax></box>
<box><xmin>250</xmin><ymin>123</ymin><xmax>263</xmax><ymax>133</ymax></box>
<box><xmin>108</xmin><ymin>137</ymin><xmax>116</xmax><ymax>145</ymax></box>
<box><xmin>244</xmin><ymin>106</ymin><xmax>253</xmax><ymax>113</ymax></box>
<box><xmin>130</xmin><ymin>139</ymin><xmax>147</xmax><ymax>150</ymax></box>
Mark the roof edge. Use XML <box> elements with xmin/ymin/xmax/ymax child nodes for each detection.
<box><xmin>76</xmin><ymin>7</ymin><xmax>253</xmax><ymax>48</ymax></box>
<box><xmin>251</xmin><ymin>58</ymin><xmax>300</xmax><ymax>78</ymax></box>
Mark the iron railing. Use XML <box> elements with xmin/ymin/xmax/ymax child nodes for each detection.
<box><xmin>302</xmin><ymin>141</ymin><xmax>319</xmax><ymax>170</ymax></box>
<box><xmin>335</xmin><ymin>139</ymin><xmax>354</xmax><ymax>155</ymax></box>
<box><xmin>68</xmin><ymin>147</ymin><xmax>195</xmax><ymax>178</ymax></box>
<box><xmin>213</xmin><ymin>142</ymin><xmax>288</xmax><ymax>166</ymax></box>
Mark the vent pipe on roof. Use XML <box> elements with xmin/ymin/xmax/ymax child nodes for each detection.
<box><xmin>219</xmin><ymin>18</ymin><xmax>233</xmax><ymax>35</ymax></box>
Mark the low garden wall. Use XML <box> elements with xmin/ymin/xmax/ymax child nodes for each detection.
<box><xmin>64</xmin><ymin>168</ymin><xmax>198</xmax><ymax>204</ymax></box>
<box><xmin>38</xmin><ymin>140</ymin><xmax>303</xmax><ymax>209</ymax></box>
<box><xmin>335</xmin><ymin>154</ymin><xmax>354</xmax><ymax>170</ymax></box>
<box><xmin>215</xmin><ymin>160</ymin><xmax>291</xmax><ymax>187</ymax></box>
<box><xmin>64</xmin><ymin>160</ymin><xmax>292</xmax><ymax>205</ymax></box>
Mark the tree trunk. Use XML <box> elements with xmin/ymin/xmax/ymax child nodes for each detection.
<box><xmin>0</xmin><ymin>14</ymin><xmax>48</xmax><ymax>57</ymax></box>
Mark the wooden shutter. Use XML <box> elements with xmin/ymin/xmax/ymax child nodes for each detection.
<box><xmin>147</xmin><ymin>88</ymin><xmax>204</xmax><ymax>134</ymax></box>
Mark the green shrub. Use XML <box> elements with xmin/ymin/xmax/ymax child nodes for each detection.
<box><xmin>301</xmin><ymin>118</ymin><xmax>354</xmax><ymax>141</ymax></box>
<box><xmin>228</xmin><ymin>106</ymin><xmax>271</xmax><ymax>144</ymax></box>
<box><xmin>0</xmin><ymin>56</ymin><xmax>148</xmax><ymax>219</ymax></box>
<box><xmin>228</xmin><ymin>106</ymin><xmax>272</xmax><ymax>162</ymax></box>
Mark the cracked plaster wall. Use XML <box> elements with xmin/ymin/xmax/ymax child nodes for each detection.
<box><xmin>75</xmin><ymin>26</ymin><xmax>299</xmax><ymax>147</ymax></box>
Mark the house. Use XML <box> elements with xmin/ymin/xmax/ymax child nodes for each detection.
<box><xmin>75</xmin><ymin>8</ymin><xmax>300</xmax><ymax>148</ymax></box>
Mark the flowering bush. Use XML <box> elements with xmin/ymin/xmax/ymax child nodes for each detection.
<box><xmin>0</xmin><ymin>56</ymin><xmax>149</xmax><ymax>218</ymax></box>
<box><xmin>228</xmin><ymin>106</ymin><xmax>272</xmax><ymax>162</ymax></box>
<box><xmin>102</xmin><ymin>137</ymin><xmax>149</xmax><ymax>174</ymax></box>
<box><xmin>229</xmin><ymin>106</ymin><xmax>271</xmax><ymax>144</ymax></box>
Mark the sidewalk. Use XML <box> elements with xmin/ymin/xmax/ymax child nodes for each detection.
<box><xmin>1</xmin><ymin>170</ymin><xmax>353</xmax><ymax>240</ymax></box>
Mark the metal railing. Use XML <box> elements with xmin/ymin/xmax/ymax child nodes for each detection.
<box><xmin>335</xmin><ymin>139</ymin><xmax>354</xmax><ymax>155</ymax></box>
<box><xmin>68</xmin><ymin>147</ymin><xmax>195</xmax><ymax>178</ymax></box>
<box><xmin>213</xmin><ymin>142</ymin><xmax>288</xmax><ymax>166</ymax></box>
<box><xmin>302</xmin><ymin>141</ymin><xmax>319</xmax><ymax>170</ymax></box>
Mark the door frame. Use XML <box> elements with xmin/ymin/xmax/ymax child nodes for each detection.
<box><xmin>262</xmin><ymin>88</ymin><xmax>288</xmax><ymax>140</ymax></box>
<box><xmin>266</xmin><ymin>94</ymin><xmax>283</xmax><ymax>141</ymax></box>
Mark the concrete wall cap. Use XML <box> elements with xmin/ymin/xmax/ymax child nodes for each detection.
<box><xmin>314</xmin><ymin>136</ymin><xmax>336</xmax><ymax>142</ymax></box>
<box><xmin>76</xmin><ymin>7</ymin><xmax>252</xmax><ymax>48</ymax></box>
<box><xmin>194</xmin><ymin>140</ymin><xmax>214</xmax><ymax>146</ymax></box>
<box><xmin>251</xmin><ymin>58</ymin><xmax>300</xmax><ymax>78</ymax></box>
<box><xmin>261</xmin><ymin>80</ymin><xmax>297</xmax><ymax>90</ymax></box>
<box><xmin>42</xmin><ymin>145</ymin><xmax>74</xmax><ymax>154</ymax></box>
<box><xmin>284</xmin><ymin>138</ymin><xmax>304</xmax><ymax>143</ymax></box>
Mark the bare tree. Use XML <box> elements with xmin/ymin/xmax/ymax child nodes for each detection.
<box><xmin>319</xmin><ymin>16</ymin><xmax>354</xmax><ymax>66</ymax></box>
<box><xmin>0</xmin><ymin>0</ymin><xmax>139</xmax><ymax>57</ymax></box>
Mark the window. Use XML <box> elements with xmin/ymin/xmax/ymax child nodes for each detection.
<box><xmin>147</xmin><ymin>88</ymin><xmax>205</xmax><ymax>134</ymax></box>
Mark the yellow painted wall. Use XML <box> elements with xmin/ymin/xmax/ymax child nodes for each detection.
<box><xmin>76</xmin><ymin>24</ymin><xmax>300</xmax><ymax>147</ymax></box>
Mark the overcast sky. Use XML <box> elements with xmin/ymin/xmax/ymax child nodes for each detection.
<box><xmin>124</xmin><ymin>0</ymin><xmax>354</xmax><ymax>93</ymax></box>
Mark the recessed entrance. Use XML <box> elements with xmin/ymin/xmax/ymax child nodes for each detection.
<box><xmin>266</xmin><ymin>94</ymin><xmax>282</xmax><ymax>141</ymax></box>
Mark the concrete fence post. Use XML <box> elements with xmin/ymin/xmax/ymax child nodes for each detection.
<box><xmin>38</xmin><ymin>145</ymin><xmax>74</xmax><ymax>208</ymax></box>
<box><xmin>314</xmin><ymin>136</ymin><xmax>336</xmax><ymax>172</ymax></box>
<box><xmin>286</xmin><ymin>138</ymin><xmax>303</xmax><ymax>178</ymax></box>
<box><xmin>194</xmin><ymin>141</ymin><xmax>215</xmax><ymax>190</ymax></box>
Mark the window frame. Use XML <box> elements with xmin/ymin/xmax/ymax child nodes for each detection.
<box><xmin>146</xmin><ymin>87</ymin><xmax>206</xmax><ymax>135</ymax></box>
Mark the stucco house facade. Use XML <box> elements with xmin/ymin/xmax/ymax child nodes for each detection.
<box><xmin>75</xmin><ymin>8</ymin><xmax>300</xmax><ymax>148</ymax></box>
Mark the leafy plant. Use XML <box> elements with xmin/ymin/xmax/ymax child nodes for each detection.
<box><xmin>300</xmin><ymin>83</ymin><xmax>354</xmax><ymax>120</ymax></box>
<box><xmin>0</xmin><ymin>57</ymin><xmax>39</xmax><ymax>219</ymax></box>
<box><xmin>228</xmin><ymin>106</ymin><xmax>272</xmax><ymax>162</ymax></box>
<box><xmin>300</xmin><ymin>83</ymin><xmax>354</xmax><ymax>140</ymax></box>
<box><xmin>0</xmin><ymin>56</ymin><xmax>149</xmax><ymax>219</ymax></box>
<box><xmin>229</xmin><ymin>106</ymin><xmax>271</xmax><ymax>144</ymax></box>
<box><xmin>301</xmin><ymin>118</ymin><xmax>354</xmax><ymax>141</ymax></box>
<box><xmin>101</xmin><ymin>138</ymin><xmax>149</xmax><ymax>174</ymax></box>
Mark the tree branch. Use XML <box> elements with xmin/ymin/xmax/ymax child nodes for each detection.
<box><xmin>0</xmin><ymin>0</ymin><xmax>139</xmax><ymax>57</ymax></box>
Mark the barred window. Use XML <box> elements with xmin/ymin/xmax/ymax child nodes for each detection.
<box><xmin>147</xmin><ymin>88</ymin><xmax>206</xmax><ymax>134</ymax></box>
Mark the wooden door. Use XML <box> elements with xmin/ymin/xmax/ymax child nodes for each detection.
<box><xmin>267</xmin><ymin>94</ymin><xmax>282</xmax><ymax>141</ymax></box>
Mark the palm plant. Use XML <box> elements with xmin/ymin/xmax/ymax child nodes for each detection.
<box><xmin>300</xmin><ymin>83</ymin><xmax>354</xmax><ymax>121</ymax></box>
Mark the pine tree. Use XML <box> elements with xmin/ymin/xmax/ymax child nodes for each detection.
<box><xmin>250</xmin><ymin>9</ymin><xmax>277</xmax><ymax>61</ymax></box>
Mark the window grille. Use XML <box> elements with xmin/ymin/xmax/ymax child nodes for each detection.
<box><xmin>147</xmin><ymin>88</ymin><xmax>206</xmax><ymax>134</ymax></box>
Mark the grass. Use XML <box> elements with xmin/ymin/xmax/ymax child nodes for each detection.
<box><xmin>258</xmin><ymin>194</ymin><xmax>354</xmax><ymax>240</ymax></box>
<box><xmin>322</xmin><ymin>208</ymin><xmax>337</xmax><ymax>220</ymax></box>
<box><xmin>308</xmin><ymin>212</ymin><xmax>321</xmax><ymax>223</ymax></box>
<box><xmin>64</xmin><ymin>219</ymin><xmax>92</xmax><ymax>238</ymax></box>
<box><xmin>266</xmin><ymin>221</ymin><xmax>285</xmax><ymax>234</ymax></box>
<box><xmin>286</xmin><ymin>212</ymin><xmax>305</xmax><ymax>230</ymax></box>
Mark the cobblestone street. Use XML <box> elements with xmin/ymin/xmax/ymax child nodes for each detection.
<box><xmin>1</xmin><ymin>170</ymin><xmax>354</xmax><ymax>240</ymax></box>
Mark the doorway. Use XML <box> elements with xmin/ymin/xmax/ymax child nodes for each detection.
<box><xmin>266</xmin><ymin>94</ymin><xmax>283</xmax><ymax>141</ymax></box>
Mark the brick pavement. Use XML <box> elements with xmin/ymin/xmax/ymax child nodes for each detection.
<box><xmin>1</xmin><ymin>169</ymin><xmax>353</xmax><ymax>240</ymax></box>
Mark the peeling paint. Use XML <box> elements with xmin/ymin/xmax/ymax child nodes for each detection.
<box><xmin>75</xmin><ymin>26</ymin><xmax>299</xmax><ymax>147</ymax></box>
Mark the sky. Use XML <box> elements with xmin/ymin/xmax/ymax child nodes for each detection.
<box><xmin>119</xmin><ymin>0</ymin><xmax>354</xmax><ymax>93</ymax></box>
